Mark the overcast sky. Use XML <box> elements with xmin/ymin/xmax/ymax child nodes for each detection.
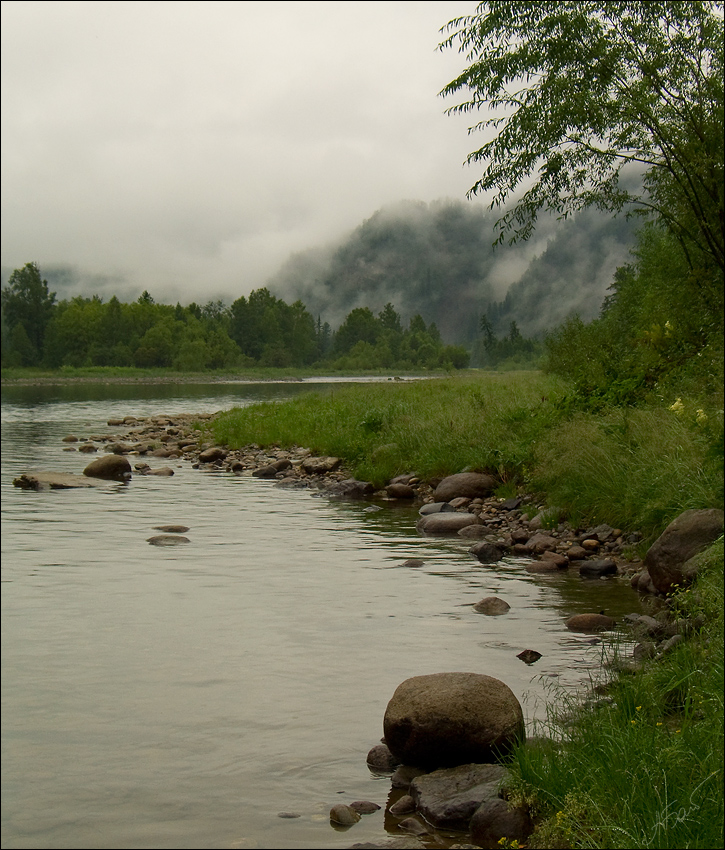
<box><xmin>1</xmin><ymin>0</ymin><xmax>486</xmax><ymax>304</ymax></box>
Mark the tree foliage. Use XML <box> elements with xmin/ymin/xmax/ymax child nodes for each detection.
<box><xmin>439</xmin><ymin>1</ymin><xmax>724</xmax><ymax>279</ymax></box>
<box><xmin>1</xmin><ymin>267</ymin><xmax>469</xmax><ymax>372</ymax></box>
<box><xmin>1</xmin><ymin>262</ymin><xmax>57</xmax><ymax>365</ymax></box>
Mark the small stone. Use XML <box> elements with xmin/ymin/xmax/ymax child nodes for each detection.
<box><xmin>388</xmin><ymin>795</ymin><xmax>416</xmax><ymax>816</ymax></box>
<box><xmin>147</xmin><ymin>535</ymin><xmax>191</xmax><ymax>546</ymax></box>
<box><xmin>277</xmin><ymin>811</ymin><xmax>301</xmax><ymax>818</ymax></box>
<box><xmin>565</xmin><ymin>613</ymin><xmax>616</xmax><ymax>632</ymax></box>
<box><xmin>517</xmin><ymin>649</ymin><xmax>542</xmax><ymax>665</ymax></box>
<box><xmin>473</xmin><ymin>596</ymin><xmax>510</xmax><ymax>615</ymax></box>
<box><xmin>366</xmin><ymin>743</ymin><xmax>399</xmax><ymax>773</ymax></box>
<box><xmin>329</xmin><ymin>804</ymin><xmax>361</xmax><ymax>825</ymax></box>
<box><xmin>397</xmin><ymin>817</ymin><xmax>428</xmax><ymax>835</ymax></box>
<box><xmin>153</xmin><ymin>525</ymin><xmax>190</xmax><ymax>533</ymax></box>
<box><xmin>349</xmin><ymin>801</ymin><xmax>381</xmax><ymax>814</ymax></box>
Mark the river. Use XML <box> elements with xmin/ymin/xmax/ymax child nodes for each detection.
<box><xmin>1</xmin><ymin>380</ymin><xmax>643</xmax><ymax>849</ymax></box>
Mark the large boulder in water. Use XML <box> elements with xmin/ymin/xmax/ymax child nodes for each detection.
<box><xmin>434</xmin><ymin>472</ymin><xmax>497</xmax><ymax>502</ymax></box>
<box><xmin>83</xmin><ymin>454</ymin><xmax>132</xmax><ymax>481</ymax></box>
<box><xmin>644</xmin><ymin>508</ymin><xmax>724</xmax><ymax>593</ymax></box>
<box><xmin>383</xmin><ymin>672</ymin><xmax>524</xmax><ymax>768</ymax></box>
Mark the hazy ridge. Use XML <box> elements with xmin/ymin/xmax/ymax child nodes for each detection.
<box><xmin>266</xmin><ymin>199</ymin><xmax>638</xmax><ymax>342</ymax></box>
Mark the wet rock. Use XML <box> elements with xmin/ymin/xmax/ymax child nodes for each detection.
<box><xmin>409</xmin><ymin>763</ymin><xmax>508</xmax><ymax>830</ymax></box>
<box><xmin>458</xmin><ymin>524</ymin><xmax>489</xmax><ymax>539</ymax></box>
<box><xmin>579</xmin><ymin>559</ymin><xmax>617</xmax><ymax>578</ymax></box>
<box><xmin>401</xmin><ymin>559</ymin><xmax>425</xmax><ymax>568</ymax></box>
<box><xmin>330</xmin><ymin>804</ymin><xmax>361</xmax><ymax>825</ymax></box>
<box><xmin>566</xmin><ymin>545</ymin><xmax>588</xmax><ymax>560</ymax></box>
<box><xmin>147</xmin><ymin>535</ymin><xmax>191</xmax><ymax>546</ymax></box>
<box><xmin>328</xmin><ymin>479</ymin><xmax>376</xmax><ymax>499</ymax></box>
<box><xmin>277</xmin><ymin>811</ymin><xmax>301</xmax><ymax>818</ymax></box>
<box><xmin>252</xmin><ymin>465</ymin><xmax>278</xmax><ymax>478</ymax></box>
<box><xmin>386</xmin><ymin>483</ymin><xmax>416</xmax><ymax>499</ymax></box>
<box><xmin>153</xmin><ymin>525</ymin><xmax>190</xmax><ymax>533</ymax></box>
<box><xmin>469</xmin><ymin>797</ymin><xmax>534</xmax><ymax>848</ymax></box>
<box><xmin>199</xmin><ymin>446</ymin><xmax>228</xmax><ymax>463</ymax></box>
<box><xmin>473</xmin><ymin>597</ymin><xmax>510</xmax><ymax>615</ymax></box>
<box><xmin>434</xmin><ymin>473</ymin><xmax>497</xmax><ymax>502</ymax></box>
<box><xmin>366</xmin><ymin>743</ymin><xmax>399</xmax><ymax>773</ymax></box>
<box><xmin>105</xmin><ymin>442</ymin><xmax>135</xmax><ymax>454</ymax></box>
<box><xmin>416</xmin><ymin>513</ymin><xmax>480</xmax><ymax>535</ymax></box>
<box><xmin>83</xmin><ymin>454</ymin><xmax>132</xmax><ymax>481</ymax></box>
<box><xmin>383</xmin><ymin>673</ymin><xmax>525</xmax><ymax>768</ymax></box>
<box><xmin>349</xmin><ymin>801</ymin><xmax>381</xmax><ymax>815</ymax></box>
<box><xmin>644</xmin><ymin>508</ymin><xmax>724</xmax><ymax>593</ymax></box>
<box><xmin>469</xmin><ymin>542</ymin><xmax>504</xmax><ymax>563</ymax></box>
<box><xmin>632</xmin><ymin>569</ymin><xmax>658</xmax><ymax>594</ymax></box>
<box><xmin>418</xmin><ymin>502</ymin><xmax>456</xmax><ymax>516</ymax></box>
<box><xmin>397</xmin><ymin>817</ymin><xmax>428</xmax><ymax>835</ymax></box>
<box><xmin>540</xmin><ymin>550</ymin><xmax>568</xmax><ymax>568</ymax></box>
<box><xmin>13</xmin><ymin>472</ymin><xmax>106</xmax><ymax>490</ymax></box>
<box><xmin>524</xmin><ymin>533</ymin><xmax>557</xmax><ymax>554</ymax></box>
<box><xmin>78</xmin><ymin>443</ymin><xmax>98</xmax><ymax>453</ymax></box>
<box><xmin>565</xmin><ymin>613</ymin><xmax>616</xmax><ymax>632</ymax></box>
<box><xmin>517</xmin><ymin>649</ymin><xmax>542</xmax><ymax>665</ymax></box>
<box><xmin>388</xmin><ymin>795</ymin><xmax>416</xmax><ymax>816</ymax></box>
<box><xmin>525</xmin><ymin>560</ymin><xmax>560</xmax><ymax>574</ymax></box>
<box><xmin>391</xmin><ymin>765</ymin><xmax>428</xmax><ymax>789</ymax></box>
<box><xmin>500</xmin><ymin>497</ymin><xmax>522</xmax><ymax>511</ymax></box>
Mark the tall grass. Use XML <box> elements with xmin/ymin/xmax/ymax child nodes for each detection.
<box><xmin>507</xmin><ymin>539</ymin><xmax>724</xmax><ymax>849</ymax></box>
<box><xmin>212</xmin><ymin>373</ymin><xmax>723</xmax><ymax>541</ymax></box>
<box><xmin>212</xmin><ymin>372</ymin><xmax>570</xmax><ymax>486</ymax></box>
<box><xmin>529</xmin><ymin>406</ymin><xmax>724</xmax><ymax>539</ymax></box>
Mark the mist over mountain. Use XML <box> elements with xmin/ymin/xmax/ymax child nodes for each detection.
<box><xmin>0</xmin><ymin>264</ymin><xmax>139</xmax><ymax>305</ymax></box>
<box><xmin>267</xmin><ymin>199</ymin><xmax>638</xmax><ymax>343</ymax></box>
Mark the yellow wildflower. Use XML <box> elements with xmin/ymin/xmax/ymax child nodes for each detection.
<box><xmin>669</xmin><ymin>398</ymin><xmax>685</xmax><ymax>414</ymax></box>
<box><xmin>696</xmin><ymin>409</ymin><xmax>708</xmax><ymax>424</ymax></box>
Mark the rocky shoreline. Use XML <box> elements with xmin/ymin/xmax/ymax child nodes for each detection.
<box><xmin>13</xmin><ymin>408</ymin><xmax>724</xmax><ymax>849</ymax></box>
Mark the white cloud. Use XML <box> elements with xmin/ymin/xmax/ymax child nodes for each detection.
<box><xmin>1</xmin><ymin>0</ymin><xmax>480</xmax><ymax>301</ymax></box>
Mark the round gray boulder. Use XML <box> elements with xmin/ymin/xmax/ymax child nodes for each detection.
<box><xmin>434</xmin><ymin>473</ymin><xmax>497</xmax><ymax>502</ymax></box>
<box><xmin>644</xmin><ymin>508</ymin><xmax>724</xmax><ymax>593</ymax></box>
<box><xmin>383</xmin><ymin>672</ymin><xmax>525</xmax><ymax>768</ymax></box>
<box><xmin>83</xmin><ymin>454</ymin><xmax>132</xmax><ymax>481</ymax></box>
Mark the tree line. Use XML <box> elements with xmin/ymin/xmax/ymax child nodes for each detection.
<box><xmin>0</xmin><ymin>264</ymin><xmax>471</xmax><ymax>371</ymax></box>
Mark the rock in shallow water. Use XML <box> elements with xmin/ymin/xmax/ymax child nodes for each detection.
<box><xmin>383</xmin><ymin>673</ymin><xmax>525</xmax><ymax>768</ymax></box>
<box><xmin>473</xmin><ymin>597</ymin><xmax>510</xmax><ymax>615</ymax></box>
<box><xmin>329</xmin><ymin>803</ymin><xmax>361</xmax><ymax>825</ymax></box>
<box><xmin>565</xmin><ymin>613</ymin><xmax>616</xmax><ymax>632</ymax></box>
<box><xmin>147</xmin><ymin>535</ymin><xmax>191</xmax><ymax>546</ymax></box>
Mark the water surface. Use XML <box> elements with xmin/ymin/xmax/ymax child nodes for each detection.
<box><xmin>1</xmin><ymin>381</ymin><xmax>643</xmax><ymax>849</ymax></box>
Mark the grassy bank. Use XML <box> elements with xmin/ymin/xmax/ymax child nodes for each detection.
<box><xmin>211</xmin><ymin>370</ymin><xmax>723</xmax><ymax>848</ymax></box>
<box><xmin>509</xmin><ymin>538</ymin><xmax>724</xmax><ymax>849</ymax></box>
<box><xmin>212</xmin><ymin>371</ymin><xmax>723</xmax><ymax>543</ymax></box>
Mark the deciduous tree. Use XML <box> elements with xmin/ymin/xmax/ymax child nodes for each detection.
<box><xmin>439</xmin><ymin>1</ymin><xmax>724</xmax><ymax>277</ymax></box>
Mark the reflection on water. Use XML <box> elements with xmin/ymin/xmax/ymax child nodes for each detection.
<box><xmin>1</xmin><ymin>382</ymin><xmax>643</xmax><ymax>850</ymax></box>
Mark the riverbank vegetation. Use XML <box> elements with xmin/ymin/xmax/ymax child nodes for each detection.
<box><xmin>510</xmin><ymin>538</ymin><xmax>723</xmax><ymax>849</ymax></box>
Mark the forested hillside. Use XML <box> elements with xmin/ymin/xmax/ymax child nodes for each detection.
<box><xmin>267</xmin><ymin>199</ymin><xmax>637</xmax><ymax>342</ymax></box>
